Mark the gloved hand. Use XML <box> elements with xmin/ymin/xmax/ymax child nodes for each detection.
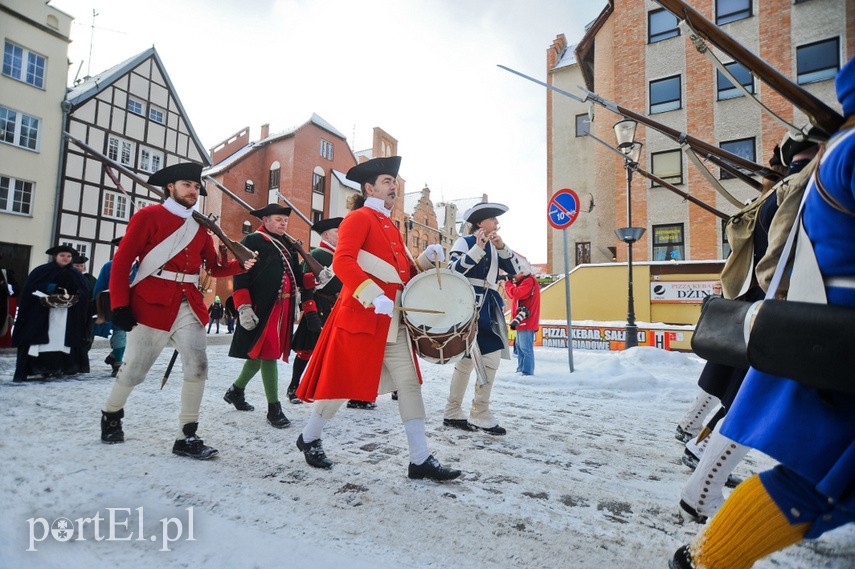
<box><xmin>238</xmin><ymin>304</ymin><xmax>259</xmax><ymax>330</ymax></box>
<box><xmin>111</xmin><ymin>306</ymin><xmax>137</xmax><ymax>332</ymax></box>
<box><xmin>304</xmin><ymin>310</ymin><xmax>322</xmax><ymax>333</ymax></box>
<box><xmin>424</xmin><ymin>243</ymin><xmax>445</xmax><ymax>263</ymax></box>
<box><xmin>372</xmin><ymin>295</ymin><xmax>394</xmax><ymax>317</ymax></box>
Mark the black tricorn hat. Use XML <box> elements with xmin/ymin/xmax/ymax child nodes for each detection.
<box><xmin>250</xmin><ymin>203</ymin><xmax>292</xmax><ymax>219</ymax></box>
<box><xmin>311</xmin><ymin>217</ymin><xmax>343</xmax><ymax>235</ymax></box>
<box><xmin>464</xmin><ymin>202</ymin><xmax>509</xmax><ymax>225</ymax></box>
<box><xmin>46</xmin><ymin>244</ymin><xmax>76</xmax><ymax>256</ymax></box>
<box><xmin>72</xmin><ymin>254</ymin><xmax>89</xmax><ymax>264</ymax></box>
<box><xmin>110</xmin><ymin>236</ymin><xmax>124</xmax><ymax>246</ymax></box>
<box><xmin>346</xmin><ymin>156</ymin><xmax>401</xmax><ymax>186</ymax></box>
<box><xmin>778</xmin><ymin>128</ymin><xmax>822</xmax><ymax>167</ymax></box>
<box><xmin>148</xmin><ymin>163</ymin><xmax>207</xmax><ymax>196</ymax></box>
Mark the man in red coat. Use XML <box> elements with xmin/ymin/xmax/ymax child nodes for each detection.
<box><xmin>295</xmin><ymin>156</ymin><xmax>460</xmax><ymax>481</ymax></box>
<box><xmin>100</xmin><ymin>162</ymin><xmax>254</xmax><ymax>459</ymax></box>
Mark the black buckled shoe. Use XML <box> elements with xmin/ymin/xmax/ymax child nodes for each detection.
<box><xmin>443</xmin><ymin>418</ymin><xmax>478</xmax><ymax>431</ymax></box>
<box><xmin>224</xmin><ymin>384</ymin><xmax>254</xmax><ymax>411</ymax></box>
<box><xmin>669</xmin><ymin>545</ymin><xmax>695</xmax><ymax>569</ymax></box>
<box><xmin>172</xmin><ymin>423</ymin><xmax>218</xmax><ymax>460</ymax></box>
<box><xmin>675</xmin><ymin>425</ymin><xmax>695</xmax><ymax>443</ymax></box>
<box><xmin>478</xmin><ymin>424</ymin><xmax>507</xmax><ymax>436</ymax></box>
<box><xmin>266</xmin><ymin>402</ymin><xmax>291</xmax><ymax>428</ymax></box>
<box><xmin>408</xmin><ymin>455</ymin><xmax>461</xmax><ymax>481</ymax></box>
<box><xmin>347</xmin><ymin>400</ymin><xmax>377</xmax><ymax>410</ymax></box>
<box><xmin>296</xmin><ymin>434</ymin><xmax>333</xmax><ymax>469</ymax></box>
<box><xmin>678</xmin><ymin>499</ymin><xmax>708</xmax><ymax>524</ymax></box>
<box><xmin>101</xmin><ymin>409</ymin><xmax>125</xmax><ymax>444</ymax></box>
<box><xmin>286</xmin><ymin>389</ymin><xmax>303</xmax><ymax>405</ymax></box>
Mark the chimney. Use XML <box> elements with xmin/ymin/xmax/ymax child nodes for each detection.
<box><xmin>260</xmin><ymin>123</ymin><xmax>270</xmax><ymax>140</ymax></box>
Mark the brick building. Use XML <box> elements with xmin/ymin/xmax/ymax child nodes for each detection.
<box><xmin>547</xmin><ymin>0</ymin><xmax>853</xmax><ymax>273</ymax></box>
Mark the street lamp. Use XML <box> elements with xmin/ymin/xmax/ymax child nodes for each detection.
<box><xmin>613</xmin><ymin>119</ymin><xmax>645</xmax><ymax>349</ymax></box>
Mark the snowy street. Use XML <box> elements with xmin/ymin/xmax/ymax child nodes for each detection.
<box><xmin>1</xmin><ymin>337</ymin><xmax>853</xmax><ymax>568</ymax></box>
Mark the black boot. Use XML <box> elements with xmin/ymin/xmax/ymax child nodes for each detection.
<box><xmin>296</xmin><ymin>434</ymin><xmax>332</xmax><ymax>469</ymax></box>
<box><xmin>101</xmin><ymin>409</ymin><xmax>125</xmax><ymax>444</ymax></box>
<box><xmin>266</xmin><ymin>402</ymin><xmax>291</xmax><ymax>428</ymax></box>
<box><xmin>287</xmin><ymin>358</ymin><xmax>308</xmax><ymax>404</ymax></box>
<box><xmin>408</xmin><ymin>455</ymin><xmax>461</xmax><ymax>481</ymax></box>
<box><xmin>172</xmin><ymin>422</ymin><xmax>218</xmax><ymax>460</ymax></box>
<box><xmin>224</xmin><ymin>384</ymin><xmax>254</xmax><ymax>411</ymax></box>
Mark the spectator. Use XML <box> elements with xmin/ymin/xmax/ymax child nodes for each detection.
<box><xmin>207</xmin><ymin>296</ymin><xmax>224</xmax><ymax>333</ymax></box>
<box><xmin>504</xmin><ymin>264</ymin><xmax>541</xmax><ymax>376</ymax></box>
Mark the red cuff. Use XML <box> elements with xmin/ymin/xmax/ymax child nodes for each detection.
<box><xmin>232</xmin><ymin>288</ymin><xmax>252</xmax><ymax>308</ymax></box>
<box><xmin>302</xmin><ymin>273</ymin><xmax>317</xmax><ymax>290</ymax></box>
<box><xmin>301</xmin><ymin>299</ymin><xmax>318</xmax><ymax>313</ymax></box>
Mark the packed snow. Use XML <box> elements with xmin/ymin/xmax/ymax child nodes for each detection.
<box><xmin>1</xmin><ymin>336</ymin><xmax>853</xmax><ymax>568</ymax></box>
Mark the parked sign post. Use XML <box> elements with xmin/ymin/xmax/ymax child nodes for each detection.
<box><xmin>547</xmin><ymin>189</ymin><xmax>580</xmax><ymax>372</ymax></box>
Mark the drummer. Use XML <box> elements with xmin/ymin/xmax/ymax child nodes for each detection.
<box><xmin>294</xmin><ymin>156</ymin><xmax>462</xmax><ymax>482</ymax></box>
<box><xmin>443</xmin><ymin>202</ymin><xmax>527</xmax><ymax>435</ymax></box>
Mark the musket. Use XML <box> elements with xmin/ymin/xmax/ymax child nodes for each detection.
<box><xmin>64</xmin><ymin>132</ymin><xmax>256</xmax><ymax>265</ymax></box>
<box><xmin>497</xmin><ymin>65</ymin><xmax>776</xmax><ymax>182</ymax></box>
<box><xmin>202</xmin><ymin>175</ymin><xmax>326</xmax><ymax>279</ymax></box>
<box><xmin>653</xmin><ymin>0</ymin><xmax>843</xmax><ymax>136</ymax></box>
<box><xmin>586</xmin><ymin>130</ymin><xmax>729</xmax><ymax>220</ymax></box>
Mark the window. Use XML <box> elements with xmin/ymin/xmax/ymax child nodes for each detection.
<box><xmin>3</xmin><ymin>41</ymin><xmax>45</xmax><ymax>88</ymax></box>
<box><xmin>649</xmin><ymin>75</ymin><xmax>681</xmax><ymax>113</ymax></box>
<box><xmin>135</xmin><ymin>198</ymin><xmax>156</xmax><ymax>211</ymax></box>
<box><xmin>107</xmin><ymin>135</ymin><xmax>134</xmax><ymax>166</ymax></box>
<box><xmin>575</xmin><ymin>242</ymin><xmax>591</xmax><ymax>265</ymax></box>
<box><xmin>242</xmin><ymin>220</ymin><xmax>252</xmax><ymax>234</ymax></box>
<box><xmin>0</xmin><ymin>105</ymin><xmax>40</xmax><ymax>150</ymax></box>
<box><xmin>652</xmin><ymin>224</ymin><xmax>685</xmax><ymax>261</ymax></box>
<box><xmin>649</xmin><ymin>9</ymin><xmax>679</xmax><ymax>43</ymax></box>
<box><xmin>60</xmin><ymin>240</ymin><xmax>88</xmax><ymax>258</ymax></box>
<box><xmin>244</xmin><ymin>180</ymin><xmax>255</xmax><ymax>194</ymax></box>
<box><xmin>268</xmin><ymin>167</ymin><xmax>280</xmax><ymax>189</ymax></box>
<box><xmin>717</xmin><ymin>62</ymin><xmax>754</xmax><ymax>100</ymax></box>
<box><xmin>320</xmin><ymin>139</ymin><xmax>334</xmax><ymax>160</ymax></box>
<box><xmin>127</xmin><ymin>99</ymin><xmax>144</xmax><ymax>115</ymax></box>
<box><xmin>716</xmin><ymin>0</ymin><xmax>751</xmax><ymax>25</ymax></box>
<box><xmin>719</xmin><ymin>137</ymin><xmax>755</xmax><ymax>179</ymax></box>
<box><xmin>148</xmin><ymin>105</ymin><xmax>165</xmax><ymax>124</ymax></box>
<box><xmin>797</xmin><ymin>38</ymin><xmax>839</xmax><ymax>85</ymax></box>
<box><xmin>651</xmin><ymin>149</ymin><xmax>683</xmax><ymax>185</ymax></box>
<box><xmin>139</xmin><ymin>147</ymin><xmax>163</xmax><ymax>173</ymax></box>
<box><xmin>312</xmin><ymin>172</ymin><xmax>325</xmax><ymax>194</ymax></box>
<box><xmin>102</xmin><ymin>191</ymin><xmax>129</xmax><ymax>220</ymax></box>
<box><xmin>312</xmin><ymin>210</ymin><xmax>323</xmax><ymax>225</ymax></box>
<box><xmin>575</xmin><ymin>114</ymin><xmax>590</xmax><ymax>137</ymax></box>
<box><xmin>0</xmin><ymin>175</ymin><xmax>33</xmax><ymax>215</ymax></box>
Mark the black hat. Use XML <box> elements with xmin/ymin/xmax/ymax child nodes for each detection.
<box><xmin>778</xmin><ymin>128</ymin><xmax>822</xmax><ymax>167</ymax></box>
<box><xmin>311</xmin><ymin>217</ymin><xmax>343</xmax><ymax>235</ymax></box>
<box><xmin>250</xmin><ymin>203</ymin><xmax>292</xmax><ymax>219</ymax></box>
<box><xmin>463</xmin><ymin>202</ymin><xmax>509</xmax><ymax>225</ymax></box>
<box><xmin>72</xmin><ymin>254</ymin><xmax>89</xmax><ymax>264</ymax></box>
<box><xmin>46</xmin><ymin>244</ymin><xmax>76</xmax><ymax>256</ymax></box>
<box><xmin>346</xmin><ymin>156</ymin><xmax>402</xmax><ymax>186</ymax></box>
<box><xmin>769</xmin><ymin>145</ymin><xmax>782</xmax><ymax>167</ymax></box>
<box><xmin>110</xmin><ymin>236</ymin><xmax>124</xmax><ymax>246</ymax></box>
<box><xmin>148</xmin><ymin>163</ymin><xmax>207</xmax><ymax>196</ymax></box>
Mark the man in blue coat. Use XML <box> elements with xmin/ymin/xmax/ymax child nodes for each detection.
<box><xmin>670</xmin><ymin>56</ymin><xmax>855</xmax><ymax>569</ymax></box>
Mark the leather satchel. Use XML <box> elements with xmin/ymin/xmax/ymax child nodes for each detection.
<box><xmin>690</xmin><ymin>296</ymin><xmax>752</xmax><ymax>369</ymax></box>
<box><xmin>747</xmin><ymin>299</ymin><xmax>855</xmax><ymax>395</ymax></box>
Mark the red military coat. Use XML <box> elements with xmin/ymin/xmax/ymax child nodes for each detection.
<box><xmin>110</xmin><ymin>204</ymin><xmax>244</xmax><ymax>331</ymax></box>
<box><xmin>297</xmin><ymin>205</ymin><xmax>421</xmax><ymax>402</ymax></box>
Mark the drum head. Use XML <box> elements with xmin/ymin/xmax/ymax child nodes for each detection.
<box><xmin>401</xmin><ymin>269</ymin><xmax>475</xmax><ymax>332</ymax></box>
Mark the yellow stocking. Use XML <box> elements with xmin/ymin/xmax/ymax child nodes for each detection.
<box><xmin>690</xmin><ymin>475</ymin><xmax>809</xmax><ymax>569</ymax></box>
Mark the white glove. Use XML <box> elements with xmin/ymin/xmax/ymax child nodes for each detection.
<box><xmin>238</xmin><ymin>304</ymin><xmax>259</xmax><ymax>330</ymax></box>
<box><xmin>424</xmin><ymin>244</ymin><xmax>445</xmax><ymax>263</ymax></box>
<box><xmin>372</xmin><ymin>295</ymin><xmax>394</xmax><ymax>317</ymax></box>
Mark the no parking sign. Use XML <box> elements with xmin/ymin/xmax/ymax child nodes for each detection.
<box><xmin>547</xmin><ymin>189</ymin><xmax>580</xmax><ymax>230</ymax></box>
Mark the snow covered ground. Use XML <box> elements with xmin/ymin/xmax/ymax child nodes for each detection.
<box><xmin>1</xmin><ymin>336</ymin><xmax>853</xmax><ymax>568</ymax></box>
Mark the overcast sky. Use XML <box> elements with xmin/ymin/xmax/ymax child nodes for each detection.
<box><xmin>49</xmin><ymin>0</ymin><xmax>607</xmax><ymax>263</ymax></box>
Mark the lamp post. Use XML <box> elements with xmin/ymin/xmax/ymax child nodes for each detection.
<box><xmin>613</xmin><ymin>119</ymin><xmax>645</xmax><ymax>349</ymax></box>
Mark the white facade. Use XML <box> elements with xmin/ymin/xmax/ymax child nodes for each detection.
<box><xmin>0</xmin><ymin>0</ymin><xmax>72</xmax><ymax>276</ymax></box>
